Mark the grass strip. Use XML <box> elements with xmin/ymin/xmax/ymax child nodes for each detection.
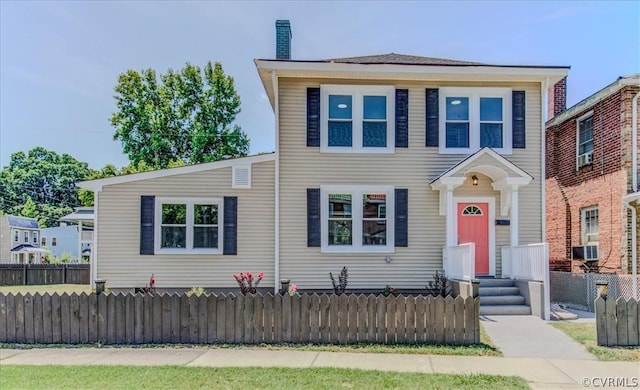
<box><xmin>0</xmin><ymin>365</ymin><xmax>528</xmax><ymax>390</ymax></box>
<box><xmin>551</xmin><ymin>322</ymin><xmax>639</xmax><ymax>361</ymax></box>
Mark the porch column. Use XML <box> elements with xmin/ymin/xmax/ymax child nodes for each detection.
<box><xmin>446</xmin><ymin>188</ymin><xmax>456</xmax><ymax>247</ymax></box>
<box><xmin>510</xmin><ymin>188</ymin><xmax>519</xmax><ymax>247</ymax></box>
<box><xmin>78</xmin><ymin>221</ymin><xmax>83</xmax><ymax>263</ymax></box>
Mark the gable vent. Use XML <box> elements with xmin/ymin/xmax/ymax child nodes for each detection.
<box><xmin>232</xmin><ymin>165</ymin><xmax>251</xmax><ymax>189</ymax></box>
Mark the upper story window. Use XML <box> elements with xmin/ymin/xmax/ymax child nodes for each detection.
<box><xmin>52</xmin><ymin>237</ymin><xmax>57</xmax><ymax>246</ymax></box>
<box><xmin>33</xmin><ymin>232</ymin><xmax>38</xmax><ymax>245</ymax></box>
<box><xmin>439</xmin><ymin>87</ymin><xmax>512</xmax><ymax>154</ymax></box>
<box><xmin>321</xmin><ymin>85</ymin><xmax>395</xmax><ymax>153</ymax></box>
<box><xmin>41</xmin><ymin>237</ymin><xmax>47</xmax><ymax>247</ymax></box>
<box><xmin>321</xmin><ymin>185</ymin><xmax>394</xmax><ymax>253</ymax></box>
<box><xmin>24</xmin><ymin>231</ymin><xmax>29</xmax><ymax>243</ymax></box>
<box><xmin>155</xmin><ymin>197</ymin><xmax>222</xmax><ymax>254</ymax></box>
<box><xmin>13</xmin><ymin>230</ymin><xmax>19</xmax><ymax>242</ymax></box>
<box><xmin>577</xmin><ymin>113</ymin><xmax>594</xmax><ymax>168</ymax></box>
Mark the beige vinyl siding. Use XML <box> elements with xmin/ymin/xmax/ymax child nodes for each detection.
<box><xmin>278</xmin><ymin>78</ymin><xmax>542</xmax><ymax>289</ymax></box>
<box><xmin>0</xmin><ymin>217</ymin><xmax>11</xmax><ymax>262</ymax></box>
<box><xmin>96</xmin><ymin>160</ymin><xmax>275</xmax><ymax>289</ymax></box>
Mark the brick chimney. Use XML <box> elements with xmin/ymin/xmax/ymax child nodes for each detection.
<box><xmin>547</xmin><ymin>77</ymin><xmax>567</xmax><ymax>120</ymax></box>
<box><xmin>275</xmin><ymin>20</ymin><xmax>292</xmax><ymax>60</ymax></box>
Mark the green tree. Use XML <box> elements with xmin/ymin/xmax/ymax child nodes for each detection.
<box><xmin>0</xmin><ymin>147</ymin><xmax>90</xmax><ymax>227</ymax></box>
<box><xmin>111</xmin><ymin>61</ymin><xmax>249</xmax><ymax>169</ymax></box>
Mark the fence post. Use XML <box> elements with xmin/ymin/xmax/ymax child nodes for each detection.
<box><xmin>471</xmin><ymin>279</ymin><xmax>480</xmax><ymax>298</ymax></box>
<box><xmin>595</xmin><ymin>280</ymin><xmax>608</xmax><ymax>346</ymax></box>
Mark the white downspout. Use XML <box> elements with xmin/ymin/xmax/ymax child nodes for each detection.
<box><xmin>542</xmin><ymin>77</ymin><xmax>551</xmax><ymax>320</ymax></box>
<box><xmin>91</xmin><ymin>190</ymin><xmax>100</xmax><ymax>288</ymax></box>
<box><xmin>626</xmin><ymin>92</ymin><xmax>639</xmax><ymax>299</ymax></box>
<box><xmin>272</xmin><ymin>70</ymin><xmax>280</xmax><ymax>294</ymax></box>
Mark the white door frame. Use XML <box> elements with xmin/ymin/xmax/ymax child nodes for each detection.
<box><xmin>453</xmin><ymin>197</ymin><xmax>496</xmax><ymax>276</ymax></box>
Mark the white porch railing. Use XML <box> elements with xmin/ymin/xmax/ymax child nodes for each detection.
<box><xmin>443</xmin><ymin>243</ymin><xmax>475</xmax><ymax>281</ymax></box>
<box><xmin>502</xmin><ymin>243</ymin><xmax>550</xmax><ymax>320</ymax></box>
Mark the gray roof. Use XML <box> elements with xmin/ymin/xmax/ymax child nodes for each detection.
<box><xmin>60</xmin><ymin>208</ymin><xmax>94</xmax><ymax>223</ymax></box>
<box><xmin>327</xmin><ymin>53</ymin><xmax>486</xmax><ymax>66</ymax></box>
<box><xmin>6</xmin><ymin>215</ymin><xmax>39</xmax><ymax>229</ymax></box>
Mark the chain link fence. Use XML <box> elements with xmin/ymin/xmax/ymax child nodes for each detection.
<box><xmin>550</xmin><ymin>271</ymin><xmax>640</xmax><ymax>312</ymax></box>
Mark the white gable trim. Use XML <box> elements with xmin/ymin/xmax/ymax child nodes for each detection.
<box><xmin>79</xmin><ymin>154</ymin><xmax>275</xmax><ymax>191</ymax></box>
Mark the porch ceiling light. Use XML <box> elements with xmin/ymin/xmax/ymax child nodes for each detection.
<box><xmin>471</xmin><ymin>175</ymin><xmax>478</xmax><ymax>186</ymax></box>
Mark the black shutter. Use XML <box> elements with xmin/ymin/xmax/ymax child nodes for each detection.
<box><xmin>140</xmin><ymin>196</ymin><xmax>155</xmax><ymax>255</ymax></box>
<box><xmin>223</xmin><ymin>197</ymin><xmax>237</xmax><ymax>255</ymax></box>
<box><xmin>512</xmin><ymin>91</ymin><xmax>526</xmax><ymax>148</ymax></box>
<box><xmin>395</xmin><ymin>89</ymin><xmax>409</xmax><ymax>147</ymax></box>
<box><xmin>425</xmin><ymin>89</ymin><xmax>439</xmax><ymax>147</ymax></box>
<box><xmin>395</xmin><ymin>189</ymin><xmax>408</xmax><ymax>247</ymax></box>
<box><xmin>307</xmin><ymin>88</ymin><xmax>320</xmax><ymax>147</ymax></box>
<box><xmin>307</xmin><ymin>188</ymin><xmax>321</xmax><ymax>247</ymax></box>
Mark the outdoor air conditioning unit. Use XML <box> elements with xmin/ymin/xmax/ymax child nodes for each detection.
<box><xmin>572</xmin><ymin>245</ymin><xmax>598</xmax><ymax>261</ymax></box>
<box><xmin>578</xmin><ymin>152</ymin><xmax>593</xmax><ymax>168</ymax></box>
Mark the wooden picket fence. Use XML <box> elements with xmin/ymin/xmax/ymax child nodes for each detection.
<box><xmin>0</xmin><ymin>264</ymin><xmax>90</xmax><ymax>286</ymax></box>
<box><xmin>595</xmin><ymin>296</ymin><xmax>640</xmax><ymax>346</ymax></box>
<box><xmin>0</xmin><ymin>293</ymin><xmax>480</xmax><ymax>345</ymax></box>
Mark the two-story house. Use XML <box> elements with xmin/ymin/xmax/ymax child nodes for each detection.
<box><xmin>80</xmin><ymin>21</ymin><xmax>569</xmax><ymax>305</ymax></box>
<box><xmin>0</xmin><ymin>214</ymin><xmax>47</xmax><ymax>264</ymax></box>
<box><xmin>546</xmin><ymin>74</ymin><xmax>640</xmax><ymax>275</ymax></box>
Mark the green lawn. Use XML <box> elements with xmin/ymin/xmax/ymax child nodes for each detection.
<box><xmin>0</xmin><ymin>366</ymin><xmax>528</xmax><ymax>390</ymax></box>
<box><xmin>551</xmin><ymin>322</ymin><xmax>640</xmax><ymax>361</ymax></box>
<box><xmin>0</xmin><ymin>284</ymin><xmax>92</xmax><ymax>295</ymax></box>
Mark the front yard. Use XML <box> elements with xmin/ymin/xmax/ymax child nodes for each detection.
<box><xmin>551</xmin><ymin>322</ymin><xmax>640</xmax><ymax>361</ymax></box>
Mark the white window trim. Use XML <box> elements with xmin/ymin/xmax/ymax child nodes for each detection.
<box><xmin>232</xmin><ymin>165</ymin><xmax>251</xmax><ymax>189</ymax></box>
<box><xmin>23</xmin><ymin>231</ymin><xmax>29</xmax><ymax>243</ymax></box>
<box><xmin>51</xmin><ymin>237</ymin><xmax>57</xmax><ymax>246</ymax></box>
<box><xmin>154</xmin><ymin>197</ymin><xmax>223</xmax><ymax>255</ymax></box>
<box><xmin>320</xmin><ymin>85</ymin><xmax>395</xmax><ymax>154</ymax></box>
<box><xmin>576</xmin><ymin>111</ymin><xmax>594</xmax><ymax>170</ymax></box>
<box><xmin>320</xmin><ymin>185</ymin><xmax>395</xmax><ymax>253</ymax></box>
<box><xmin>33</xmin><ymin>231</ymin><xmax>38</xmax><ymax>245</ymax></box>
<box><xmin>13</xmin><ymin>229</ymin><xmax>19</xmax><ymax>242</ymax></box>
<box><xmin>439</xmin><ymin>87</ymin><xmax>512</xmax><ymax>155</ymax></box>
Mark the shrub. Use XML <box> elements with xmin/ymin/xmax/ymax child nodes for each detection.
<box><xmin>187</xmin><ymin>287</ymin><xmax>205</xmax><ymax>297</ymax></box>
<box><xmin>381</xmin><ymin>285</ymin><xmax>399</xmax><ymax>297</ymax></box>
<box><xmin>329</xmin><ymin>266</ymin><xmax>348</xmax><ymax>295</ymax></box>
<box><xmin>426</xmin><ymin>270</ymin><xmax>452</xmax><ymax>297</ymax></box>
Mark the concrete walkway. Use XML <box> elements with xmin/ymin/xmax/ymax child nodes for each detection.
<box><xmin>2</xmin><ymin>347</ymin><xmax>638</xmax><ymax>389</ymax></box>
<box><xmin>481</xmin><ymin>315</ymin><xmax>597</xmax><ymax>360</ymax></box>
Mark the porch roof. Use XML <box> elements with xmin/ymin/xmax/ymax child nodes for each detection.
<box><xmin>430</xmin><ymin>148</ymin><xmax>533</xmax><ymax>216</ymax></box>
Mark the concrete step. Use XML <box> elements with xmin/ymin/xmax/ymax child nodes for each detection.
<box><xmin>479</xmin><ymin>305</ymin><xmax>531</xmax><ymax>315</ymax></box>
<box><xmin>477</xmin><ymin>278</ymin><xmax>515</xmax><ymax>288</ymax></box>
<box><xmin>480</xmin><ymin>295</ymin><xmax>526</xmax><ymax>306</ymax></box>
<box><xmin>479</xmin><ymin>286</ymin><xmax>521</xmax><ymax>296</ymax></box>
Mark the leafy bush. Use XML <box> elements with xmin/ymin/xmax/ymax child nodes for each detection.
<box><xmin>233</xmin><ymin>271</ymin><xmax>263</xmax><ymax>295</ymax></box>
<box><xmin>187</xmin><ymin>287</ymin><xmax>205</xmax><ymax>297</ymax></box>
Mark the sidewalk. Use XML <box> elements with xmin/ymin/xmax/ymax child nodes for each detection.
<box><xmin>1</xmin><ymin>347</ymin><xmax>638</xmax><ymax>389</ymax></box>
<box><xmin>481</xmin><ymin>315</ymin><xmax>596</xmax><ymax>360</ymax></box>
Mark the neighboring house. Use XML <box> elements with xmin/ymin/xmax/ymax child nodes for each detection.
<box><xmin>546</xmin><ymin>75</ymin><xmax>640</xmax><ymax>274</ymax></box>
<box><xmin>40</xmin><ymin>225</ymin><xmax>91</xmax><ymax>262</ymax></box>
<box><xmin>0</xmin><ymin>214</ymin><xmax>47</xmax><ymax>264</ymax></box>
<box><xmin>80</xmin><ymin>21</ymin><xmax>569</xmax><ymax>298</ymax></box>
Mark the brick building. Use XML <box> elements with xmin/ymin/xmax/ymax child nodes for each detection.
<box><xmin>545</xmin><ymin>74</ymin><xmax>640</xmax><ymax>274</ymax></box>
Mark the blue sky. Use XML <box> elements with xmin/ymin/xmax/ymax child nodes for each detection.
<box><xmin>1</xmin><ymin>1</ymin><xmax>638</xmax><ymax>169</ymax></box>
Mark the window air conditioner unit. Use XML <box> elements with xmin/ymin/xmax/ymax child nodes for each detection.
<box><xmin>578</xmin><ymin>153</ymin><xmax>593</xmax><ymax>167</ymax></box>
<box><xmin>572</xmin><ymin>245</ymin><xmax>598</xmax><ymax>261</ymax></box>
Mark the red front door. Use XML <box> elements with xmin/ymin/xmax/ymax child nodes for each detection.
<box><xmin>457</xmin><ymin>202</ymin><xmax>490</xmax><ymax>275</ymax></box>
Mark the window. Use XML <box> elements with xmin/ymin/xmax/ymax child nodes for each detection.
<box><xmin>581</xmin><ymin>207</ymin><xmax>599</xmax><ymax>244</ymax></box>
<box><xmin>440</xmin><ymin>87</ymin><xmax>511</xmax><ymax>154</ymax></box>
<box><xmin>321</xmin><ymin>85</ymin><xmax>395</xmax><ymax>153</ymax></box>
<box><xmin>33</xmin><ymin>232</ymin><xmax>38</xmax><ymax>245</ymax></box>
<box><xmin>13</xmin><ymin>230</ymin><xmax>19</xmax><ymax>242</ymax></box>
<box><xmin>51</xmin><ymin>237</ymin><xmax>57</xmax><ymax>246</ymax></box>
<box><xmin>577</xmin><ymin>113</ymin><xmax>594</xmax><ymax>168</ymax></box>
<box><xmin>321</xmin><ymin>186</ymin><xmax>394</xmax><ymax>252</ymax></box>
<box><xmin>24</xmin><ymin>231</ymin><xmax>29</xmax><ymax>243</ymax></box>
<box><xmin>41</xmin><ymin>237</ymin><xmax>47</xmax><ymax>247</ymax></box>
<box><xmin>155</xmin><ymin>197</ymin><xmax>222</xmax><ymax>254</ymax></box>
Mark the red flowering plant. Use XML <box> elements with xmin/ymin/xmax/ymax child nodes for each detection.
<box><xmin>233</xmin><ymin>271</ymin><xmax>264</xmax><ymax>295</ymax></box>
